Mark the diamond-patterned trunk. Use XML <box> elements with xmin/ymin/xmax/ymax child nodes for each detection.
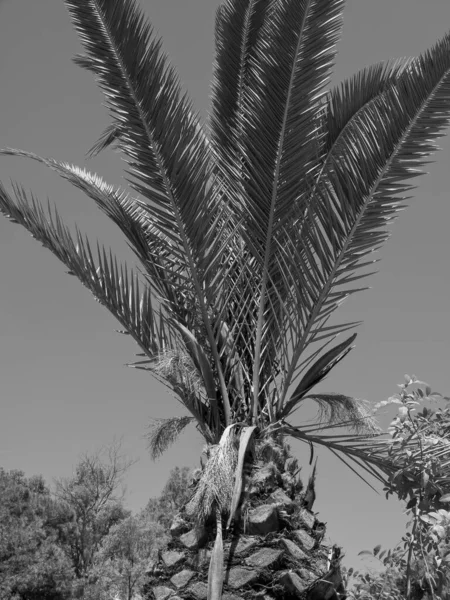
<box><xmin>145</xmin><ymin>441</ymin><xmax>347</xmax><ymax>600</ymax></box>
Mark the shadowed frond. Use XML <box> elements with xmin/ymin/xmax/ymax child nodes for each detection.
<box><xmin>87</xmin><ymin>124</ymin><xmax>122</xmax><ymax>158</ymax></box>
<box><xmin>280</xmin><ymin>333</ymin><xmax>356</xmax><ymax>418</ymax></box>
<box><xmin>146</xmin><ymin>416</ymin><xmax>195</xmax><ymax>460</ymax></box>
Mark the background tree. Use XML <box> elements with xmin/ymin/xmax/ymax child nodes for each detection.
<box><xmin>90</xmin><ymin>512</ymin><xmax>168</xmax><ymax>600</ymax></box>
<box><xmin>144</xmin><ymin>466</ymin><xmax>193</xmax><ymax>530</ymax></box>
<box><xmin>347</xmin><ymin>377</ymin><xmax>450</xmax><ymax>600</ymax></box>
<box><xmin>0</xmin><ymin>469</ymin><xmax>74</xmax><ymax>600</ymax></box>
<box><xmin>53</xmin><ymin>441</ymin><xmax>134</xmax><ymax>591</ymax></box>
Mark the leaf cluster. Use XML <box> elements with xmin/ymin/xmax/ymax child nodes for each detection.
<box><xmin>347</xmin><ymin>377</ymin><xmax>450</xmax><ymax>600</ymax></box>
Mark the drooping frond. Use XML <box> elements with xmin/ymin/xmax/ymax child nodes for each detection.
<box><xmin>0</xmin><ymin>149</ymin><xmax>183</xmax><ymax>306</ymax></box>
<box><xmin>276</xmin><ymin>417</ymin><xmax>450</xmax><ymax>494</ymax></box>
<box><xmin>299</xmin><ymin>394</ymin><xmax>380</xmax><ymax>434</ymax></box>
<box><xmin>146</xmin><ymin>416</ymin><xmax>195</xmax><ymax>460</ymax></box>
<box><xmin>0</xmin><ymin>182</ymin><xmax>215</xmax><ymax>434</ymax></box>
<box><xmin>0</xmin><ymin>181</ymin><xmax>159</xmax><ymax>358</ymax></box>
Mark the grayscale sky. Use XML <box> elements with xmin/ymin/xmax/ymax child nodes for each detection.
<box><xmin>1</xmin><ymin>0</ymin><xmax>450</xmax><ymax>568</ymax></box>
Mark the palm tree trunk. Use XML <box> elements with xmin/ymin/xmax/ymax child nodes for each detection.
<box><xmin>146</xmin><ymin>438</ymin><xmax>346</xmax><ymax>600</ymax></box>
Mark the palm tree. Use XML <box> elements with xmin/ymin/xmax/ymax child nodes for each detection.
<box><xmin>2</xmin><ymin>0</ymin><xmax>450</xmax><ymax>598</ymax></box>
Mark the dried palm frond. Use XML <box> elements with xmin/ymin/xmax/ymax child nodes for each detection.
<box><xmin>255</xmin><ymin>434</ymin><xmax>290</xmax><ymax>467</ymax></box>
<box><xmin>302</xmin><ymin>394</ymin><xmax>381</xmax><ymax>434</ymax></box>
<box><xmin>153</xmin><ymin>348</ymin><xmax>202</xmax><ymax>396</ymax></box>
<box><xmin>146</xmin><ymin>416</ymin><xmax>194</xmax><ymax>461</ymax></box>
<box><xmin>185</xmin><ymin>425</ymin><xmax>239</xmax><ymax>522</ymax></box>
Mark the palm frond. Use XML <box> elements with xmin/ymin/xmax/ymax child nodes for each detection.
<box><xmin>272</xmin><ymin>422</ymin><xmax>392</xmax><ymax>487</ymax></box>
<box><xmin>235</xmin><ymin>0</ymin><xmax>345</xmax><ymax>413</ymax></box>
<box><xmin>0</xmin><ymin>149</ymin><xmax>185</xmax><ymax>306</ymax></box>
<box><xmin>87</xmin><ymin>124</ymin><xmax>122</xmax><ymax>158</ymax></box>
<box><xmin>278</xmin><ymin>32</ymin><xmax>450</xmax><ymax>408</ymax></box>
<box><xmin>321</xmin><ymin>58</ymin><xmax>414</xmax><ymax>157</ymax></box>
<box><xmin>66</xmin><ymin>0</ymin><xmax>233</xmax><ymax>424</ymax></box>
<box><xmin>0</xmin><ymin>181</ymin><xmax>160</xmax><ymax>356</ymax></box>
<box><xmin>146</xmin><ymin>416</ymin><xmax>194</xmax><ymax>460</ymax></box>
<box><xmin>0</xmin><ymin>182</ymin><xmax>219</xmax><ymax>434</ymax></box>
<box><xmin>276</xmin><ymin>417</ymin><xmax>450</xmax><ymax>493</ymax></box>
<box><xmin>210</xmin><ymin>0</ymin><xmax>271</xmax><ymax>177</ymax></box>
<box><xmin>300</xmin><ymin>394</ymin><xmax>380</xmax><ymax>434</ymax></box>
<box><xmin>186</xmin><ymin>425</ymin><xmax>239</xmax><ymax>522</ymax></box>
<box><xmin>279</xmin><ymin>333</ymin><xmax>356</xmax><ymax>419</ymax></box>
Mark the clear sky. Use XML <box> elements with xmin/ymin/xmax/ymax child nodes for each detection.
<box><xmin>1</xmin><ymin>0</ymin><xmax>450</xmax><ymax>568</ymax></box>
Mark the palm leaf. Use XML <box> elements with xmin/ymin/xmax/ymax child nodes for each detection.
<box><xmin>227</xmin><ymin>425</ymin><xmax>257</xmax><ymax>530</ymax></box>
<box><xmin>66</xmin><ymin>0</ymin><xmax>232</xmax><ymax>424</ymax></box>
<box><xmin>0</xmin><ymin>148</ymin><xmax>185</xmax><ymax>311</ymax></box>
<box><xmin>278</xmin><ymin>33</ymin><xmax>450</xmax><ymax>407</ymax></box>
<box><xmin>321</xmin><ymin>58</ymin><xmax>414</xmax><ymax>158</ymax></box>
<box><xmin>210</xmin><ymin>0</ymin><xmax>271</xmax><ymax>179</ymax></box>
<box><xmin>208</xmin><ymin>508</ymin><xmax>225</xmax><ymax>600</ymax></box>
<box><xmin>280</xmin><ymin>333</ymin><xmax>356</xmax><ymax>418</ymax></box>
<box><xmin>146</xmin><ymin>416</ymin><xmax>195</xmax><ymax>460</ymax></box>
<box><xmin>0</xmin><ymin>182</ymin><xmax>217</xmax><ymax>432</ymax></box>
<box><xmin>0</xmin><ymin>182</ymin><xmax>159</xmax><ymax>354</ymax></box>
<box><xmin>299</xmin><ymin>394</ymin><xmax>379</xmax><ymax>434</ymax></box>
<box><xmin>235</xmin><ymin>0</ymin><xmax>346</xmax><ymax>414</ymax></box>
<box><xmin>86</xmin><ymin>124</ymin><xmax>122</xmax><ymax>158</ymax></box>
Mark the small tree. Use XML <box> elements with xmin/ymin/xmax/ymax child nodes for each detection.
<box><xmin>91</xmin><ymin>513</ymin><xmax>168</xmax><ymax>600</ymax></box>
<box><xmin>347</xmin><ymin>377</ymin><xmax>450</xmax><ymax>600</ymax></box>
<box><xmin>144</xmin><ymin>466</ymin><xmax>193</xmax><ymax>529</ymax></box>
<box><xmin>0</xmin><ymin>469</ymin><xmax>74</xmax><ymax>600</ymax></box>
<box><xmin>53</xmin><ymin>441</ymin><xmax>135</xmax><ymax>591</ymax></box>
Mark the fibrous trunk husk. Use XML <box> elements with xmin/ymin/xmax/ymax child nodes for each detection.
<box><xmin>144</xmin><ymin>436</ymin><xmax>347</xmax><ymax>600</ymax></box>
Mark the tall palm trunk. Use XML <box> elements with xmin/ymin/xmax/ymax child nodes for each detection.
<box><xmin>147</xmin><ymin>438</ymin><xmax>346</xmax><ymax>600</ymax></box>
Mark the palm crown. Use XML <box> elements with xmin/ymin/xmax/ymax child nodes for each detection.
<box><xmin>1</xmin><ymin>0</ymin><xmax>450</xmax><ymax>483</ymax></box>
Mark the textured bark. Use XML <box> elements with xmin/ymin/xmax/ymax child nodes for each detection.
<box><xmin>145</xmin><ymin>440</ymin><xmax>347</xmax><ymax>600</ymax></box>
